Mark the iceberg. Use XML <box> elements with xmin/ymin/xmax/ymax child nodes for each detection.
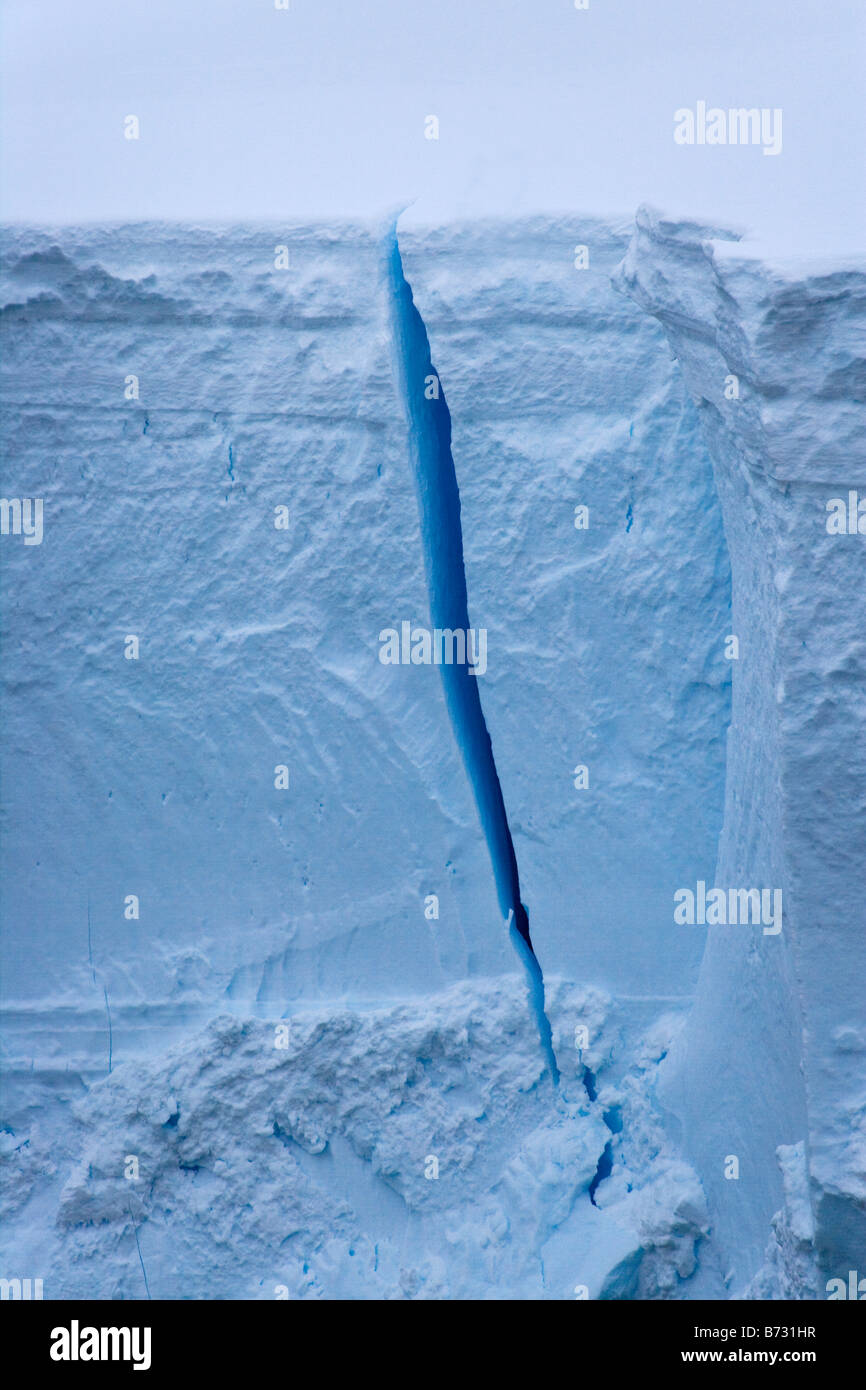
<box><xmin>1</xmin><ymin>209</ymin><xmax>862</xmax><ymax>1298</ymax></box>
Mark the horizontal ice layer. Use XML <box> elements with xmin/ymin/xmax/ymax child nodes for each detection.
<box><xmin>617</xmin><ymin>205</ymin><xmax>866</xmax><ymax>1290</ymax></box>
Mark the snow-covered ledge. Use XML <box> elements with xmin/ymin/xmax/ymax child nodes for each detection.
<box><xmin>615</xmin><ymin>207</ymin><xmax>866</xmax><ymax>1294</ymax></box>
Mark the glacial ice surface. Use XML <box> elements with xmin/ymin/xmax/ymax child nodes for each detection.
<box><xmin>1</xmin><ymin>211</ymin><xmax>862</xmax><ymax>1297</ymax></box>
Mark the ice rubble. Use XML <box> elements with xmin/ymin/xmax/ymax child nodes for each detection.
<box><xmin>1</xmin><ymin>209</ymin><xmax>862</xmax><ymax>1297</ymax></box>
<box><xmin>1</xmin><ymin>976</ymin><xmax>707</xmax><ymax>1300</ymax></box>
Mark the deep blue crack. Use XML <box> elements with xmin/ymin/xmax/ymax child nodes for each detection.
<box><xmin>587</xmin><ymin>1095</ymin><xmax>621</xmax><ymax>1205</ymax></box>
<box><xmin>603</xmin><ymin>1104</ymin><xmax>623</xmax><ymax>1134</ymax></box>
<box><xmin>589</xmin><ymin>1140</ymin><xmax>614</xmax><ymax>1206</ymax></box>
<box><xmin>386</xmin><ymin>222</ymin><xmax>558</xmax><ymax>1085</ymax></box>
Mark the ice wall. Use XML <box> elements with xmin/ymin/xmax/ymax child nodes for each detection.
<box><xmin>1</xmin><ymin>220</ymin><xmax>730</xmax><ymax>1102</ymax></box>
<box><xmin>2</xmin><ymin>216</ymin><xmax>736</xmax><ymax>1299</ymax></box>
<box><xmin>616</xmin><ymin>206</ymin><xmax>866</xmax><ymax>1291</ymax></box>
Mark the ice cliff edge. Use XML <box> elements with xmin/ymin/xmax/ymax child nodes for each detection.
<box><xmin>615</xmin><ymin>205</ymin><xmax>866</xmax><ymax>1292</ymax></box>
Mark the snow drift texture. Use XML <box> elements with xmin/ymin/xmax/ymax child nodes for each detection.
<box><xmin>0</xmin><ymin>211</ymin><xmax>862</xmax><ymax>1298</ymax></box>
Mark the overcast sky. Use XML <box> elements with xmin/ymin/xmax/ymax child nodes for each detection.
<box><xmin>2</xmin><ymin>0</ymin><xmax>863</xmax><ymax>246</ymax></box>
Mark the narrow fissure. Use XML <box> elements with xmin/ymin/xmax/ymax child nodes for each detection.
<box><xmin>589</xmin><ymin>1141</ymin><xmax>614</xmax><ymax>1207</ymax></box>
<box><xmin>386</xmin><ymin>223</ymin><xmax>559</xmax><ymax>1085</ymax></box>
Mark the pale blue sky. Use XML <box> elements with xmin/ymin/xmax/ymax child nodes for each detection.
<box><xmin>2</xmin><ymin>0</ymin><xmax>863</xmax><ymax>245</ymax></box>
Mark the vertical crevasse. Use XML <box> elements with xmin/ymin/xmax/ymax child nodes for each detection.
<box><xmin>385</xmin><ymin>223</ymin><xmax>559</xmax><ymax>1084</ymax></box>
